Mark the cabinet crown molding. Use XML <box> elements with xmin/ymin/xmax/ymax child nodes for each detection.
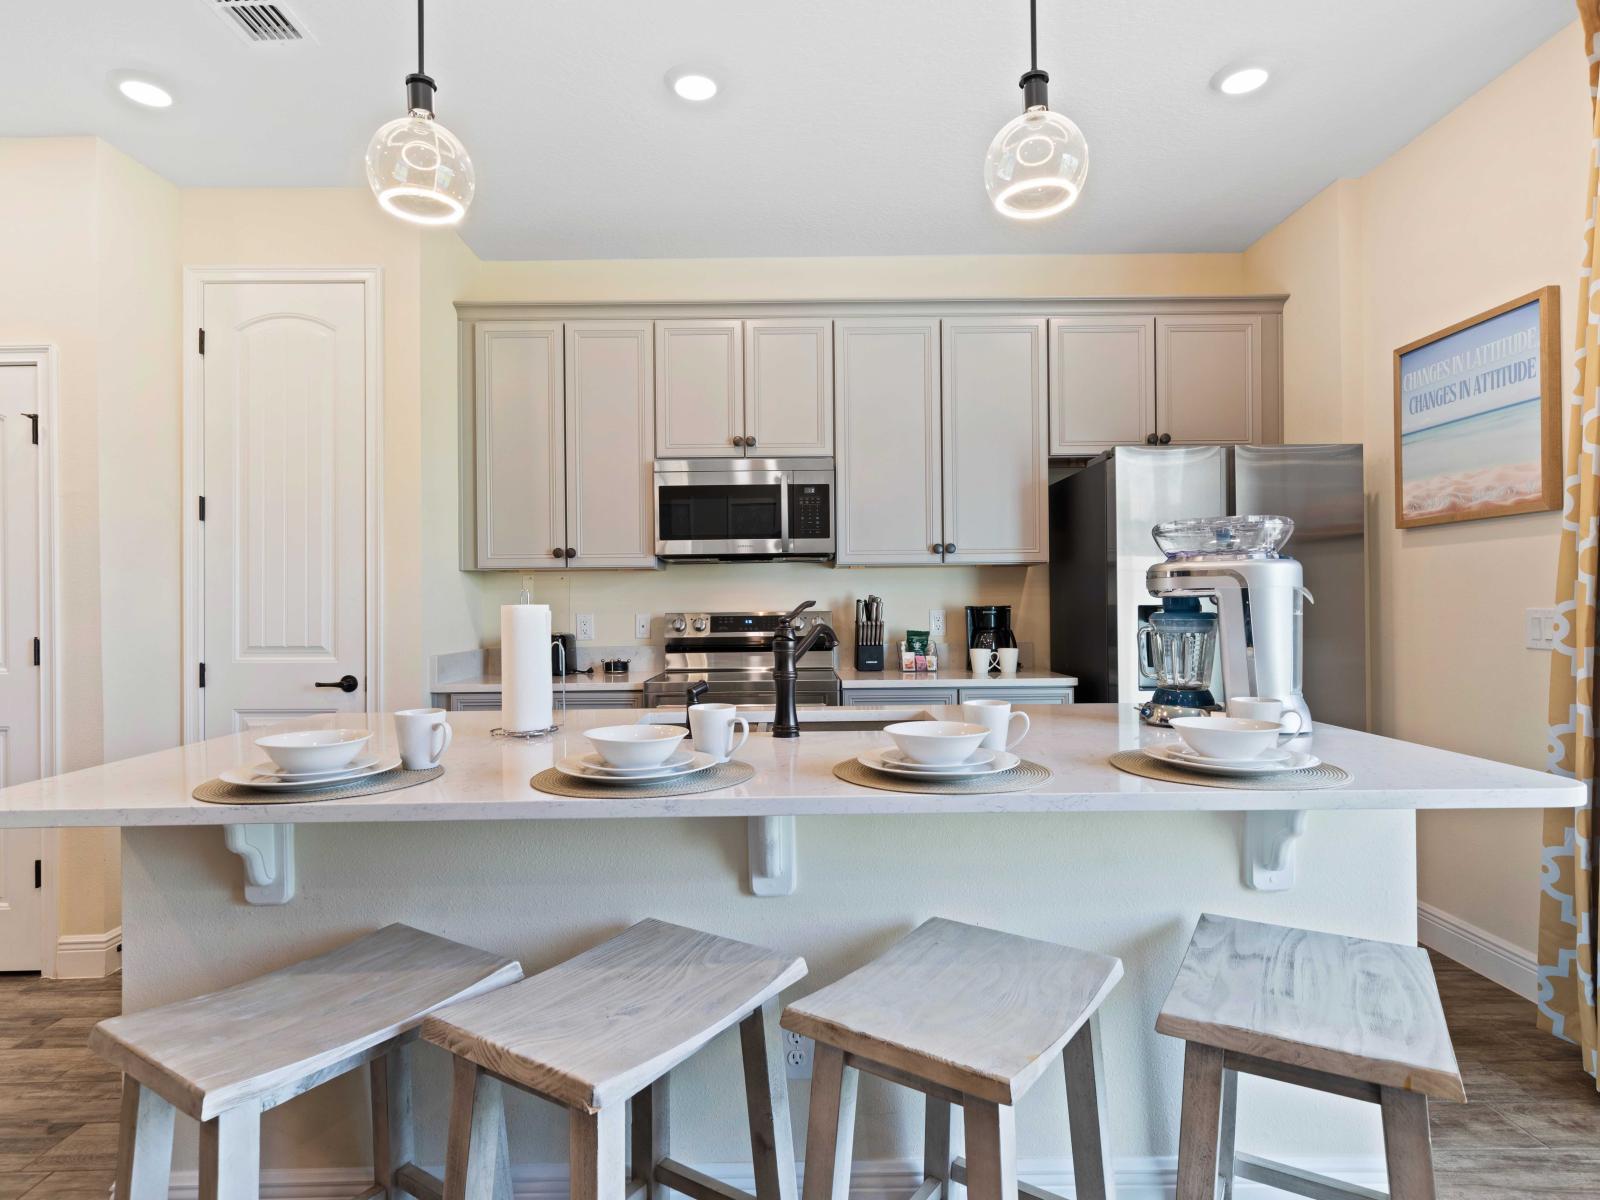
<box><xmin>455</xmin><ymin>295</ymin><xmax>1288</xmax><ymax>322</ymax></box>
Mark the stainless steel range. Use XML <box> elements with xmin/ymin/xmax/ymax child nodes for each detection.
<box><xmin>642</xmin><ymin>609</ymin><xmax>841</xmax><ymax>709</ymax></box>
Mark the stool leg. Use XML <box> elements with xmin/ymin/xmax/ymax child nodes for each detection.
<box><xmin>199</xmin><ymin>1104</ymin><xmax>261</xmax><ymax>1200</ymax></box>
<box><xmin>1174</xmin><ymin>1043</ymin><xmax>1225</xmax><ymax>1200</ymax></box>
<box><xmin>445</xmin><ymin>1058</ymin><xmax>513</xmax><ymax>1200</ymax></box>
<box><xmin>1379</xmin><ymin>1088</ymin><xmax>1436</xmax><ymax>1200</ymax></box>
<box><xmin>923</xmin><ymin>1096</ymin><xmax>962</xmax><ymax>1200</ymax></box>
<box><xmin>1216</xmin><ymin>1069</ymin><xmax>1238</xmax><ymax>1200</ymax></box>
<box><xmin>372</xmin><ymin>1043</ymin><xmax>416</xmax><ymax>1200</ymax></box>
<box><xmin>114</xmin><ymin>1077</ymin><xmax>175</xmax><ymax>1200</ymax></box>
<box><xmin>800</xmin><ymin>1045</ymin><xmax>858</xmax><ymax>1200</ymax></box>
<box><xmin>959</xmin><ymin>1098</ymin><xmax>1016</xmax><ymax>1200</ymax></box>
<box><xmin>570</xmin><ymin>1105</ymin><xmax>626</xmax><ymax>1200</ymax></box>
<box><xmin>741</xmin><ymin>998</ymin><xmax>799</xmax><ymax>1200</ymax></box>
<box><xmin>631</xmin><ymin>1076</ymin><xmax>670</xmax><ymax>1200</ymax></box>
<box><xmin>1062</xmin><ymin>1013</ymin><xmax>1116</xmax><ymax>1200</ymax></box>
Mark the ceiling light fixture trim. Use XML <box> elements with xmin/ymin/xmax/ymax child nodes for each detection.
<box><xmin>1212</xmin><ymin>65</ymin><xmax>1271</xmax><ymax>96</ymax></box>
<box><xmin>668</xmin><ymin>70</ymin><xmax>719</xmax><ymax>102</ymax></box>
<box><xmin>983</xmin><ymin>0</ymin><xmax>1089</xmax><ymax>222</ymax></box>
<box><xmin>115</xmin><ymin>75</ymin><xmax>175</xmax><ymax>109</ymax></box>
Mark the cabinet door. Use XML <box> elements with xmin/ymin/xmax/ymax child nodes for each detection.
<box><xmin>472</xmin><ymin>321</ymin><xmax>566</xmax><ymax>569</ymax></box>
<box><xmin>1048</xmin><ymin>317</ymin><xmax>1155</xmax><ymax>454</ymax></box>
<box><xmin>745</xmin><ymin>319</ymin><xmax>833</xmax><ymax>456</ymax></box>
<box><xmin>654</xmin><ymin>319</ymin><xmax>745</xmax><ymax>457</ymax></box>
<box><xmin>1155</xmin><ymin>315</ymin><xmax>1262</xmax><ymax>445</ymax></box>
<box><xmin>834</xmin><ymin>319</ymin><xmax>945</xmax><ymax>566</ymax></box>
<box><xmin>941</xmin><ymin>318</ymin><xmax>1048</xmax><ymax>564</ymax></box>
<box><xmin>566</xmin><ymin>322</ymin><xmax>657</xmax><ymax>569</ymax></box>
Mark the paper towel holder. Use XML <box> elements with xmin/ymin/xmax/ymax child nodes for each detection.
<box><xmin>491</xmin><ymin>640</ymin><xmax>569</xmax><ymax>739</ymax></box>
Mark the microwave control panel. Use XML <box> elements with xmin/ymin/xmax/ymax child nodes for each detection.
<box><xmin>789</xmin><ymin>484</ymin><xmax>831</xmax><ymax>538</ymax></box>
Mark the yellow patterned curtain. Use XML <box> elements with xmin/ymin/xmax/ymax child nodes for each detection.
<box><xmin>1538</xmin><ymin>0</ymin><xmax>1600</xmax><ymax>1085</ymax></box>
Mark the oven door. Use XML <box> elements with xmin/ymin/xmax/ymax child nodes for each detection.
<box><xmin>654</xmin><ymin>461</ymin><xmax>788</xmax><ymax>557</ymax></box>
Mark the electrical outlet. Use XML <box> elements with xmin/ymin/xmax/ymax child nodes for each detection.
<box><xmin>783</xmin><ymin>1030</ymin><xmax>813</xmax><ymax>1080</ymax></box>
<box><xmin>576</xmin><ymin>613</ymin><xmax>596</xmax><ymax>642</ymax></box>
<box><xmin>635</xmin><ymin>613</ymin><xmax>652</xmax><ymax>639</ymax></box>
<box><xmin>928</xmin><ymin>608</ymin><xmax>946</xmax><ymax>638</ymax></box>
<box><xmin>1525</xmin><ymin>607</ymin><xmax>1560</xmax><ymax>651</ymax></box>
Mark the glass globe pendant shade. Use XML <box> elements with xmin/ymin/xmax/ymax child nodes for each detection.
<box><xmin>984</xmin><ymin>105</ymin><xmax>1089</xmax><ymax>220</ymax></box>
<box><xmin>365</xmin><ymin>108</ymin><xmax>475</xmax><ymax>226</ymax></box>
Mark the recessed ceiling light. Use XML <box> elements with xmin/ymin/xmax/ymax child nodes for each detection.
<box><xmin>668</xmin><ymin>71</ymin><xmax>718</xmax><ymax>102</ymax></box>
<box><xmin>116</xmin><ymin>77</ymin><xmax>174</xmax><ymax>108</ymax></box>
<box><xmin>1213</xmin><ymin>66</ymin><xmax>1270</xmax><ymax>96</ymax></box>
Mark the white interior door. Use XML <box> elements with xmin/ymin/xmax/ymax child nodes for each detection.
<box><xmin>202</xmin><ymin>281</ymin><xmax>368</xmax><ymax>735</ymax></box>
<box><xmin>0</xmin><ymin>363</ymin><xmax>43</xmax><ymax>971</ymax></box>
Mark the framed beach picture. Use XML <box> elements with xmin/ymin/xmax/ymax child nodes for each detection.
<box><xmin>1394</xmin><ymin>286</ymin><xmax>1561</xmax><ymax>528</ymax></box>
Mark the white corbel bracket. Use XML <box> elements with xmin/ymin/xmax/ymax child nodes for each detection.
<box><xmin>747</xmin><ymin>815</ymin><xmax>796</xmax><ymax>896</ymax></box>
<box><xmin>1244</xmin><ymin>810</ymin><xmax>1307</xmax><ymax>891</ymax></box>
<box><xmin>223</xmin><ymin>824</ymin><xmax>296</xmax><ymax>905</ymax></box>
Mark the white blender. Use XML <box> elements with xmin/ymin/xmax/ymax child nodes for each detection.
<box><xmin>1143</xmin><ymin>515</ymin><xmax>1314</xmax><ymax>732</ymax></box>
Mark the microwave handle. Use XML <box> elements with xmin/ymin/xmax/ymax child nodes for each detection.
<box><xmin>779</xmin><ymin>472</ymin><xmax>791</xmax><ymax>548</ymax></box>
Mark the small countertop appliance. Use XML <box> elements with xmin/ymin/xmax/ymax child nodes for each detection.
<box><xmin>966</xmin><ymin>605</ymin><xmax>1017</xmax><ymax>652</ymax></box>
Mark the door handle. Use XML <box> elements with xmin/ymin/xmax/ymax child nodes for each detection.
<box><xmin>315</xmin><ymin>674</ymin><xmax>359</xmax><ymax>693</ymax></box>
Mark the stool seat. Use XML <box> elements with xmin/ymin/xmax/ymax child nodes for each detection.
<box><xmin>1156</xmin><ymin>913</ymin><xmax>1464</xmax><ymax>1102</ymax></box>
<box><xmin>89</xmin><ymin>922</ymin><xmax>522</xmax><ymax>1121</ymax></box>
<box><xmin>782</xmin><ymin>918</ymin><xmax>1122</xmax><ymax>1105</ymax></box>
<box><xmin>423</xmin><ymin>918</ymin><xmax>807</xmax><ymax>1112</ymax></box>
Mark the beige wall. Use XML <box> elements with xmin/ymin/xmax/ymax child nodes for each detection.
<box><xmin>1245</xmin><ymin>22</ymin><xmax>1587</xmax><ymax>956</ymax></box>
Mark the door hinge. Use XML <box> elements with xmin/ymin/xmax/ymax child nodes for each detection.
<box><xmin>32</xmin><ymin>637</ymin><xmax>40</xmax><ymax>667</ymax></box>
<box><xmin>198</xmin><ymin>495</ymin><xmax>206</xmax><ymax>522</ymax></box>
<box><xmin>34</xmin><ymin>859</ymin><xmax>41</xmax><ymax>889</ymax></box>
<box><xmin>22</xmin><ymin>413</ymin><xmax>37</xmax><ymax>445</ymax></box>
<box><xmin>197</xmin><ymin>328</ymin><xmax>206</xmax><ymax>356</ymax></box>
<box><xmin>198</xmin><ymin>662</ymin><xmax>206</xmax><ymax>688</ymax></box>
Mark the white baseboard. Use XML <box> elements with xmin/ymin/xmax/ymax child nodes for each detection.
<box><xmin>1417</xmin><ymin>902</ymin><xmax>1536</xmax><ymax>1001</ymax></box>
<box><xmin>157</xmin><ymin>1155</ymin><xmax>1390</xmax><ymax>1200</ymax></box>
<box><xmin>54</xmin><ymin>925</ymin><xmax>121</xmax><ymax>979</ymax></box>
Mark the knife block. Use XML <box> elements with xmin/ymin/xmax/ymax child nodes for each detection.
<box><xmin>854</xmin><ymin>643</ymin><xmax>885</xmax><ymax>672</ymax></box>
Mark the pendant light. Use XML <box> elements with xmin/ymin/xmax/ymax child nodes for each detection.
<box><xmin>365</xmin><ymin>0</ymin><xmax>475</xmax><ymax>226</ymax></box>
<box><xmin>983</xmin><ymin>0</ymin><xmax>1088</xmax><ymax>220</ymax></box>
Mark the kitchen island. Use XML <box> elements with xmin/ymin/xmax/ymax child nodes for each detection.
<box><xmin>0</xmin><ymin>705</ymin><xmax>1578</xmax><ymax>1191</ymax></box>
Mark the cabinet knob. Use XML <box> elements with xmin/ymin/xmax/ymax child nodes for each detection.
<box><xmin>933</xmin><ymin>544</ymin><xmax>943</xmax><ymax>555</ymax></box>
<box><xmin>732</xmin><ymin>435</ymin><xmax>745</xmax><ymax>447</ymax></box>
<box><xmin>1145</xmin><ymin>433</ymin><xmax>1158</xmax><ymax>445</ymax></box>
<box><xmin>566</xmin><ymin>547</ymin><xmax>577</xmax><ymax>559</ymax></box>
<box><xmin>745</xmin><ymin>435</ymin><xmax>756</xmax><ymax>447</ymax></box>
<box><xmin>1158</xmin><ymin>433</ymin><xmax>1172</xmax><ymax>445</ymax></box>
<box><xmin>944</xmin><ymin>543</ymin><xmax>956</xmax><ymax>554</ymax></box>
<box><xmin>553</xmin><ymin>548</ymin><xmax>564</xmax><ymax>559</ymax></box>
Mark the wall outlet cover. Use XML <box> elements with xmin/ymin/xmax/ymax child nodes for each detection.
<box><xmin>928</xmin><ymin>608</ymin><xmax>946</xmax><ymax>638</ymax></box>
<box><xmin>635</xmin><ymin>613</ymin><xmax>651</xmax><ymax>639</ymax></box>
<box><xmin>576</xmin><ymin>613</ymin><xmax>596</xmax><ymax>642</ymax></box>
<box><xmin>783</xmin><ymin>1029</ymin><xmax>813</xmax><ymax>1080</ymax></box>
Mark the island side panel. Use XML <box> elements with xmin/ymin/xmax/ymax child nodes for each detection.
<box><xmin>121</xmin><ymin>810</ymin><xmax>1415</xmax><ymax>1179</ymax></box>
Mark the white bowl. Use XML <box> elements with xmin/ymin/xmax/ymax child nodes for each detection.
<box><xmin>255</xmin><ymin>728</ymin><xmax>373</xmax><ymax>774</ymax></box>
<box><xmin>1169</xmin><ymin>716</ymin><xmax>1284</xmax><ymax>760</ymax></box>
<box><xmin>586</xmin><ymin>724</ymin><xmax>688</xmax><ymax>769</ymax></box>
<box><xmin>883</xmin><ymin>720</ymin><xmax>991</xmax><ymax>766</ymax></box>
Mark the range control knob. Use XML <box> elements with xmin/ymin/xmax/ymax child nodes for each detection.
<box><xmin>670</xmin><ymin>616</ymin><xmax>687</xmax><ymax>634</ymax></box>
<box><xmin>692</xmin><ymin>617</ymin><xmax>709</xmax><ymax>632</ymax></box>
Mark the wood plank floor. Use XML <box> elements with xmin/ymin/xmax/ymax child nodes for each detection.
<box><xmin>0</xmin><ymin>953</ymin><xmax>1595</xmax><ymax>1196</ymax></box>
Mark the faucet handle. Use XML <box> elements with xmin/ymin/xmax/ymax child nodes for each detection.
<box><xmin>780</xmin><ymin>600</ymin><xmax>817</xmax><ymax>628</ymax></box>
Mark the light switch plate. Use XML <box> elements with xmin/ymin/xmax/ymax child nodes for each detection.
<box><xmin>783</xmin><ymin>1029</ymin><xmax>813</xmax><ymax>1080</ymax></box>
<box><xmin>928</xmin><ymin>608</ymin><xmax>946</xmax><ymax>638</ymax></box>
<box><xmin>635</xmin><ymin>613</ymin><xmax>651</xmax><ymax>639</ymax></box>
<box><xmin>576</xmin><ymin>613</ymin><xmax>596</xmax><ymax>642</ymax></box>
<box><xmin>1525</xmin><ymin>607</ymin><xmax>1559</xmax><ymax>651</ymax></box>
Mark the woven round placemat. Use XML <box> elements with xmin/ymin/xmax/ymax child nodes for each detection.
<box><xmin>832</xmin><ymin>757</ymin><xmax>1052</xmax><ymax>794</ymax></box>
<box><xmin>531</xmin><ymin>760</ymin><xmax>756</xmax><ymax>798</ymax></box>
<box><xmin>1109</xmin><ymin>749</ymin><xmax>1350</xmax><ymax>790</ymax></box>
<box><xmin>193</xmin><ymin>765</ymin><xmax>444</xmax><ymax>805</ymax></box>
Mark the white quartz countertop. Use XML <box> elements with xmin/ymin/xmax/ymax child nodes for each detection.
<box><xmin>0</xmin><ymin>705</ymin><xmax>1579</xmax><ymax>828</ymax></box>
<box><xmin>835</xmin><ymin>667</ymin><xmax>1076</xmax><ymax>687</ymax></box>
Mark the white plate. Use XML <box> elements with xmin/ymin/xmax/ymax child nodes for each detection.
<box><xmin>1144</xmin><ymin>743</ymin><xmax>1321</xmax><ymax>776</ymax></box>
<box><xmin>573</xmin><ymin>750</ymin><xmax>698</xmax><ymax>778</ymax></box>
<box><xmin>878</xmin><ymin>747</ymin><xmax>998</xmax><ymax>773</ymax></box>
<box><xmin>555</xmin><ymin>750</ymin><xmax>719</xmax><ymax>785</ymax></box>
<box><xmin>858</xmin><ymin>746</ymin><xmax>1020</xmax><ymax>780</ymax></box>
<box><xmin>1169</xmin><ymin>745</ymin><xmax>1293</xmax><ymax>768</ymax></box>
<box><xmin>220</xmin><ymin>755</ymin><xmax>402</xmax><ymax>791</ymax></box>
<box><xmin>246</xmin><ymin>754</ymin><xmax>383</xmax><ymax>781</ymax></box>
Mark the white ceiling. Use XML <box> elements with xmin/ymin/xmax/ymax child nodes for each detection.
<box><xmin>3</xmin><ymin>0</ymin><xmax>1574</xmax><ymax>260</ymax></box>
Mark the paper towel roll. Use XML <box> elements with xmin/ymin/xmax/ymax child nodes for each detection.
<box><xmin>501</xmin><ymin>604</ymin><xmax>553</xmax><ymax>732</ymax></box>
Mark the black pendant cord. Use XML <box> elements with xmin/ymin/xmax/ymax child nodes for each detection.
<box><xmin>417</xmin><ymin>0</ymin><xmax>425</xmax><ymax>74</ymax></box>
<box><xmin>406</xmin><ymin>0</ymin><xmax>436</xmax><ymax>115</ymax></box>
<box><xmin>1019</xmin><ymin>0</ymin><xmax>1048</xmax><ymax>108</ymax></box>
<box><xmin>1029</xmin><ymin>0</ymin><xmax>1037</xmax><ymax>72</ymax></box>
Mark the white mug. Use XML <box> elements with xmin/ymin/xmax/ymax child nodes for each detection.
<box><xmin>1225</xmin><ymin>696</ymin><xmax>1305</xmax><ymax>737</ymax></box>
<box><xmin>969</xmin><ymin>648</ymin><xmax>999</xmax><ymax>675</ymax></box>
<box><xmin>395</xmin><ymin>708</ymin><xmax>453</xmax><ymax>769</ymax></box>
<box><xmin>961</xmin><ymin>699</ymin><xmax>1030</xmax><ymax>752</ymax></box>
<box><xmin>995</xmin><ymin>647</ymin><xmax>1020</xmax><ymax>675</ymax></box>
<box><xmin>690</xmin><ymin>703</ymin><xmax>750</xmax><ymax>762</ymax></box>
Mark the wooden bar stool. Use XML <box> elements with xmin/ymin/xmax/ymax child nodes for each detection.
<box><xmin>781</xmin><ymin>918</ymin><xmax>1124</xmax><ymax>1200</ymax></box>
<box><xmin>1158</xmin><ymin>913</ymin><xmax>1465</xmax><ymax>1200</ymax></box>
<box><xmin>421</xmin><ymin>918</ymin><xmax>808</xmax><ymax>1200</ymax></box>
<box><xmin>88</xmin><ymin>923</ymin><xmax>522</xmax><ymax>1200</ymax></box>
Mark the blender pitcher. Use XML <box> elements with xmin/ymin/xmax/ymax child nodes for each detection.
<box><xmin>1136</xmin><ymin>598</ymin><xmax>1220</xmax><ymax>726</ymax></box>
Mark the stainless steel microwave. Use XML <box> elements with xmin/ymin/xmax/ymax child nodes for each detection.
<box><xmin>653</xmin><ymin>458</ymin><xmax>835</xmax><ymax>560</ymax></box>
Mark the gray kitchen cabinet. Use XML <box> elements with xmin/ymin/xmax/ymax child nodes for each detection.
<box><xmin>834</xmin><ymin>319</ymin><xmax>945</xmax><ymax>566</ymax></box>
<box><xmin>654</xmin><ymin>319</ymin><xmax>745</xmax><ymax>457</ymax></box>
<box><xmin>957</xmin><ymin>685</ymin><xmax>1075</xmax><ymax>705</ymax></box>
<box><xmin>843</xmin><ymin>687</ymin><xmax>960</xmax><ymax>706</ymax></box>
<box><xmin>470</xmin><ymin>321</ymin><xmax>566</xmax><ymax>569</ymax></box>
<box><xmin>1156</xmin><ymin>314</ymin><xmax>1272</xmax><ymax>445</ymax></box>
<box><xmin>745</xmin><ymin>318</ymin><xmax>833</xmax><ymax>456</ymax></box>
<box><xmin>1048</xmin><ymin>316</ymin><xmax>1155</xmax><ymax>454</ymax></box>
<box><xmin>439</xmin><ymin>691</ymin><xmax>643</xmax><ymax>711</ymax></box>
<box><xmin>566</xmin><ymin>322</ymin><xmax>657</xmax><ymax>568</ymax></box>
<box><xmin>941</xmin><ymin>318</ymin><xmax>1048</xmax><ymax>565</ymax></box>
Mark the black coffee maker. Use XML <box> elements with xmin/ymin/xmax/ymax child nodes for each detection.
<box><xmin>965</xmin><ymin>605</ymin><xmax>1017</xmax><ymax>653</ymax></box>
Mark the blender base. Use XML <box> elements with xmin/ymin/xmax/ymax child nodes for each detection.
<box><xmin>1138</xmin><ymin>688</ymin><xmax>1220</xmax><ymax>726</ymax></box>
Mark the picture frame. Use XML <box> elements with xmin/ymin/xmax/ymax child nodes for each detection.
<box><xmin>1393</xmin><ymin>285</ymin><xmax>1561</xmax><ymax>529</ymax></box>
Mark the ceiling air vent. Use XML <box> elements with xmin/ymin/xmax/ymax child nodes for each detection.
<box><xmin>210</xmin><ymin>0</ymin><xmax>307</xmax><ymax>43</ymax></box>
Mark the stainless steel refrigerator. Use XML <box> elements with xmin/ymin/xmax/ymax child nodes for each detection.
<box><xmin>1048</xmin><ymin>444</ymin><xmax>1367</xmax><ymax>729</ymax></box>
